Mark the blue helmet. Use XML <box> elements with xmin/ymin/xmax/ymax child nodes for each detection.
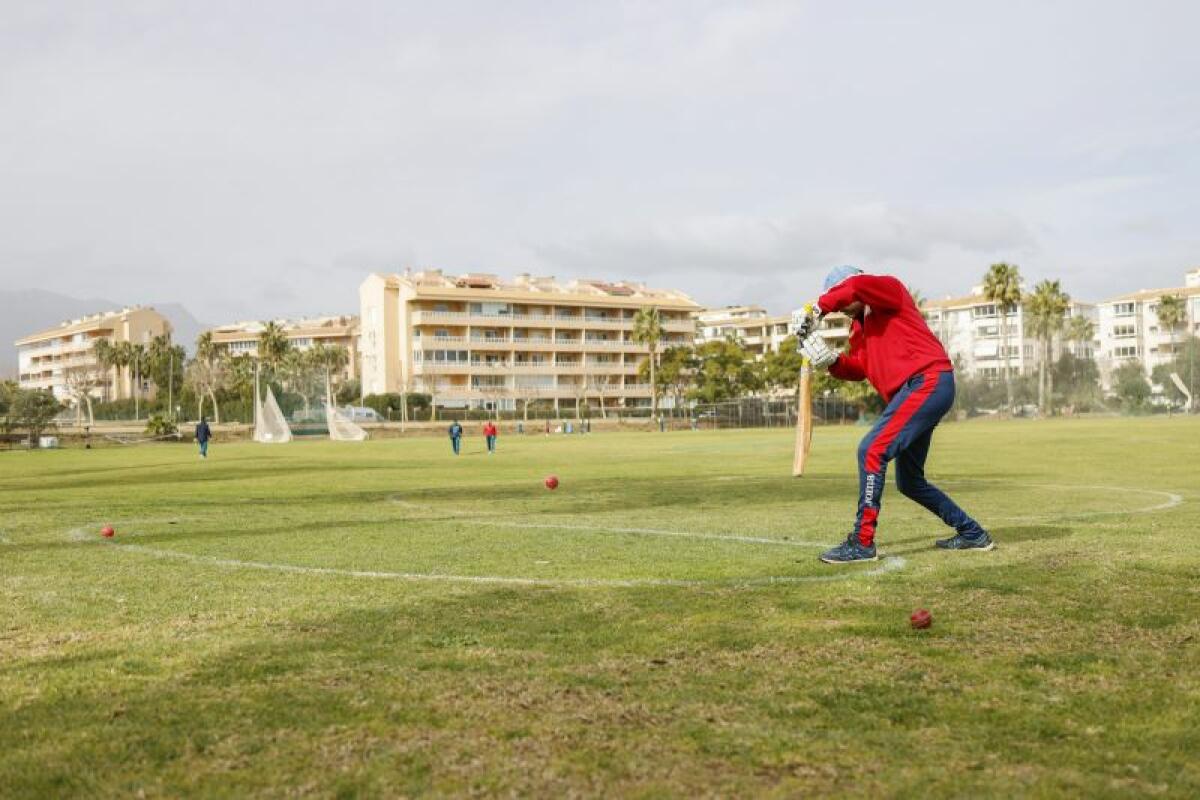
<box><xmin>823</xmin><ymin>265</ymin><xmax>864</xmax><ymax>293</ymax></box>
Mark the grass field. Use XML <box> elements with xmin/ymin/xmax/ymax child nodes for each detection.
<box><xmin>3</xmin><ymin>417</ymin><xmax>1199</xmax><ymax>797</ymax></box>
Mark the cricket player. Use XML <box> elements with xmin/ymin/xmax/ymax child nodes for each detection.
<box><xmin>797</xmin><ymin>265</ymin><xmax>993</xmax><ymax>564</ymax></box>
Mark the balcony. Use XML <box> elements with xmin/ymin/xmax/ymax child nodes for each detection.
<box><xmin>424</xmin><ymin>382</ymin><xmax>655</xmax><ymax>401</ymax></box>
<box><xmin>410</xmin><ymin>308</ymin><xmax>695</xmax><ymax>333</ymax></box>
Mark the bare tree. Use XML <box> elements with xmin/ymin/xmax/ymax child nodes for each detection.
<box><xmin>586</xmin><ymin>374</ymin><xmax>611</xmax><ymax>419</ymax></box>
<box><xmin>64</xmin><ymin>363</ymin><xmax>102</xmax><ymax>425</ymax></box>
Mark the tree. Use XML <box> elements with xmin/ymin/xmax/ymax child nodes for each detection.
<box><xmin>146</xmin><ymin>334</ymin><xmax>185</xmax><ymax>418</ymax></box>
<box><xmin>0</xmin><ymin>381</ymin><xmax>14</xmax><ymax>446</ymax></box>
<box><xmin>1065</xmin><ymin>315</ymin><xmax>1095</xmax><ymax>358</ymax></box>
<box><xmin>1024</xmin><ymin>279</ymin><xmax>1070</xmax><ymax>415</ymax></box>
<box><xmin>656</xmin><ymin>345</ymin><xmax>696</xmax><ymax>416</ymax></box>
<box><xmin>101</xmin><ymin>340</ymin><xmax>132</xmax><ymax>410</ymax></box>
<box><xmin>11</xmin><ymin>388</ymin><xmax>62</xmax><ymax>447</ymax></box>
<box><xmin>1112</xmin><ymin>360</ymin><xmax>1151</xmax><ymax>413</ymax></box>
<box><xmin>584</xmin><ymin>374</ymin><xmax>612</xmax><ymax>419</ymax></box>
<box><xmin>982</xmin><ymin>262</ymin><xmax>1024</xmax><ymax>413</ymax></box>
<box><xmin>114</xmin><ymin>342</ymin><xmax>148</xmax><ymax>420</ymax></box>
<box><xmin>631</xmin><ymin>307</ymin><xmax>664</xmax><ymax>419</ymax></box>
<box><xmin>1150</xmin><ymin>336</ymin><xmax>1199</xmax><ymax>412</ymax></box>
<box><xmin>185</xmin><ymin>357</ymin><xmax>227</xmax><ymax>422</ymax></box>
<box><xmin>191</xmin><ymin>332</ymin><xmax>226</xmax><ymax>422</ymax></box>
<box><xmin>92</xmin><ymin>338</ymin><xmax>119</xmax><ymax>401</ymax></box>
<box><xmin>1156</xmin><ymin>294</ymin><xmax>1187</xmax><ymax>364</ymax></box>
<box><xmin>257</xmin><ymin>321</ymin><xmax>292</xmax><ymax>381</ymax></box>
<box><xmin>64</xmin><ymin>361</ymin><xmax>103</xmax><ymax>425</ymax></box>
<box><xmin>688</xmin><ymin>338</ymin><xmax>759</xmax><ymax>403</ymax></box>
<box><xmin>309</xmin><ymin>343</ymin><xmax>351</xmax><ymax>407</ymax></box>
<box><xmin>1051</xmin><ymin>352</ymin><xmax>1101</xmax><ymax>412</ymax></box>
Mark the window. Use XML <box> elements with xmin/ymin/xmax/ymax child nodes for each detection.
<box><xmin>1113</xmin><ymin>302</ymin><xmax>1135</xmax><ymax>316</ymax></box>
<box><xmin>1112</xmin><ymin>324</ymin><xmax>1136</xmax><ymax>338</ymax></box>
<box><xmin>977</xmin><ymin>325</ymin><xmax>999</xmax><ymax>337</ymax></box>
<box><xmin>1112</xmin><ymin>346</ymin><xmax>1139</xmax><ymax>358</ymax></box>
<box><xmin>972</xmin><ymin>305</ymin><xmax>997</xmax><ymax>318</ymax></box>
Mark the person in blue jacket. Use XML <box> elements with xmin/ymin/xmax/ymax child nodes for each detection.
<box><xmin>195</xmin><ymin>416</ymin><xmax>212</xmax><ymax>459</ymax></box>
<box><xmin>448</xmin><ymin>420</ymin><xmax>463</xmax><ymax>455</ymax></box>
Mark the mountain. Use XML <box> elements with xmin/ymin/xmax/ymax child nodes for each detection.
<box><xmin>151</xmin><ymin>302</ymin><xmax>209</xmax><ymax>355</ymax></box>
<box><xmin>0</xmin><ymin>289</ymin><xmax>211</xmax><ymax>378</ymax></box>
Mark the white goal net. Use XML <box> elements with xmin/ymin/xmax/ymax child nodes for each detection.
<box><xmin>327</xmin><ymin>404</ymin><xmax>368</xmax><ymax>442</ymax></box>
<box><xmin>254</xmin><ymin>385</ymin><xmax>293</xmax><ymax>443</ymax></box>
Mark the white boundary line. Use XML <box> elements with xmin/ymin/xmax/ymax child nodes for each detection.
<box><xmin>474</xmin><ymin>520</ymin><xmax>831</xmax><ymax>549</ymax></box>
<box><xmin>941</xmin><ymin>482</ymin><xmax>1184</xmax><ymax>522</ymax></box>
<box><xmin>67</xmin><ymin>526</ymin><xmax>905</xmax><ymax>587</ymax></box>
<box><xmin>61</xmin><ymin>480</ymin><xmax>1184</xmax><ymax>589</ymax></box>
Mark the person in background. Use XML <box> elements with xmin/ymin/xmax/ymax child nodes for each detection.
<box><xmin>483</xmin><ymin>420</ymin><xmax>498</xmax><ymax>454</ymax></box>
<box><xmin>195</xmin><ymin>416</ymin><xmax>212</xmax><ymax>459</ymax></box>
<box><xmin>448</xmin><ymin>420</ymin><xmax>463</xmax><ymax>455</ymax></box>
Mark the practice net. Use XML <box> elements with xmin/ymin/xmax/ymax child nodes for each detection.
<box><xmin>327</xmin><ymin>404</ymin><xmax>368</xmax><ymax>442</ymax></box>
<box><xmin>254</xmin><ymin>386</ymin><xmax>293</xmax><ymax>443</ymax></box>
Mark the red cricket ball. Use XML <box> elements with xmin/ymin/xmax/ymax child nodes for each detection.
<box><xmin>910</xmin><ymin>609</ymin><xmax>932</xmax><ymax>629</ymax></box>
<box><xmin>100</xmin><ymin>525</ymin><xmax>115</xmax><ymax>538</ymax></box>
<box><xmin>544</xmin><ymin>475</ymin><xmax>559</xmax><ymax>490</ymax></box>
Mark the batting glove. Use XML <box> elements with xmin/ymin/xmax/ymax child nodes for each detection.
<box><xmin>800</xmin><ymin>333</ymin><xmax>838</xmax><ymax>369</ymax></box>
<box><xmin>789</xmin><ymin>305</ymin><xmax>823</xmax><ymax>340</ymax></box>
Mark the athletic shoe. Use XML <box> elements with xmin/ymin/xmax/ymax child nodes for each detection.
<box><xmin>819</xmin><ymin>533</ymin><xmax>878</xmax><ymax>564</ymax></box>
<box><xmin>935</xmin><ymin>531</ymin><xmax>995</xmax><ymax>551</ymax></box>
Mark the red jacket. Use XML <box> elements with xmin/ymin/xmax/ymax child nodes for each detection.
<box><xmin>483</xmin><ymin>422</ymin><xmax>497</xmax><ymax>436</ymax></box>
<box><xmin>817</xmin><ymin>274</ymin><xmax>952</xmax><ymax>402</ymax></box>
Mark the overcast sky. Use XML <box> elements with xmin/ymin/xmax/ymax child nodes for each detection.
<box><xmin>2</xmin><ymin>1</ymin><xmax>1198</xmax><ymax>322</ymax></box>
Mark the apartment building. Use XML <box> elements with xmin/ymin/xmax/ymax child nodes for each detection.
<box><xmin>921</xmin><ymin>288</ymin><xmax>1098</xmax><ymax>380</ymax></box>
<box><xmin>359</xmin><ymin>270</ymin><xmax>699</xmax><ymax>413</ymax></box>
<box><xmin>205</xmin><ymin>316</ymin><xmax>361</xmax><ymax>380</ymax></box>
<box><xmin>696</xmin><ymin>304</ymin><xmax>851</xmax><ymax>358</ymax></box>
<box><xmin>1095</xmin><ymin>268</ymin><xmax>1200</xmax><ymax>390</ymax></box>
<box><xmin>695</xmin><ymin>306</ymin><xmax>792</xmax><ymax>358</ymax></box>
<box><xmin>15</xmin><ymin>306</ymin><xmax>173</xmax><ymax>403</ymax></box>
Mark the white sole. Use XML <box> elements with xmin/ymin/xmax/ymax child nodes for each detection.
<box><xmin>819</xmin><ymin>555</ymin><xmax>879</xmax><ymax>565</ymax></box>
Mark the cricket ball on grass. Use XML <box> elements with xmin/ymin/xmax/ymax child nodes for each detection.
<box><xmin>100</xmin><ymin>525</ymin><xmax>115</xmax><ymax>539</ymax></box>
<box><xmin>910</xmin><ymin>609</ymin><xmax>932</xmax><ymax>630</ymax></box>
<box><xmin>544</xmin><ymin>475</ymin><xmax>559</xmax><ymax>490</ymax></box>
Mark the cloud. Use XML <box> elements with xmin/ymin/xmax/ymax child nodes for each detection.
<box><xmin>536</xmin><ymin>203</ymin><xmax>1038</xmax><ymax>279</ymax></box>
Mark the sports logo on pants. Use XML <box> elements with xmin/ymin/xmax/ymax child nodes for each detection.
<box><xmin>864</xmin><ymin>473</ymin><xmax>879</xmax><ymax>507</ymax></box>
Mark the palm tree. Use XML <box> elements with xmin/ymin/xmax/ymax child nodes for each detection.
<box><xmin>127</xmin><ymin>343</ymin><xmax>146</xmax><ymax>420</ymax></box>
<box><xmin>632</xmin><ymin>307</ymin><xmax>664</xmax><ymax>420</ymax></box>
<box><xmin>1156</xmin><ymin>294</ymin><xmax>1186</xmax><ymax>362</ymax></box>
<box><xmin>92</xmin><ymin>338</ymin><xmax>118</xmax><ymax>402</ymax></box>
<box><xmin>1065</xmin><ymin>315</ymin><xmax>1095</xmax><ymax>358</ymax></box>
<box><xmin>310</xmin><ymin>343</ymin><xmax>350</xmax><ymax>406</ymax></box>
<box><xmin>146</xmin><ymin>333</ymin><xmax>179</xmax><ymax>418</ymax></box>
<box><xmin>257</xmin><ymin>321</ymin><xmax>292</xmax><ymax>380</ymax></box>
<box><xmin>1024</xmin><ymin>280</ymin><xmax>1070</xmax><ymax>415</ymax></box>
<box><xmin>982</xmin><ymin>263</ymin><xmax>1024</xmax><ymax>413</ymax></box>
<box><xmin>108</xmin><ymin>341</ymin><xmax>143</xmax><ymax>419</ymax></box>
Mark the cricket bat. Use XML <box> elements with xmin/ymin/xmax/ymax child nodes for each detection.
<box><xmin>792</xmin><ymin>302</ymin><xmax>817</xmax><ymax>477</ymax></box>
<box><xmin>792</xmin><ymin>360</ymin><xmax>813</xmax><ymax>477</ymax></box>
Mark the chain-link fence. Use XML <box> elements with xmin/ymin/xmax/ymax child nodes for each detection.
<box><xmin>689</xmin><ymin>395</ymin><xmax>863</xmax><ymax>430</ymax></box>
